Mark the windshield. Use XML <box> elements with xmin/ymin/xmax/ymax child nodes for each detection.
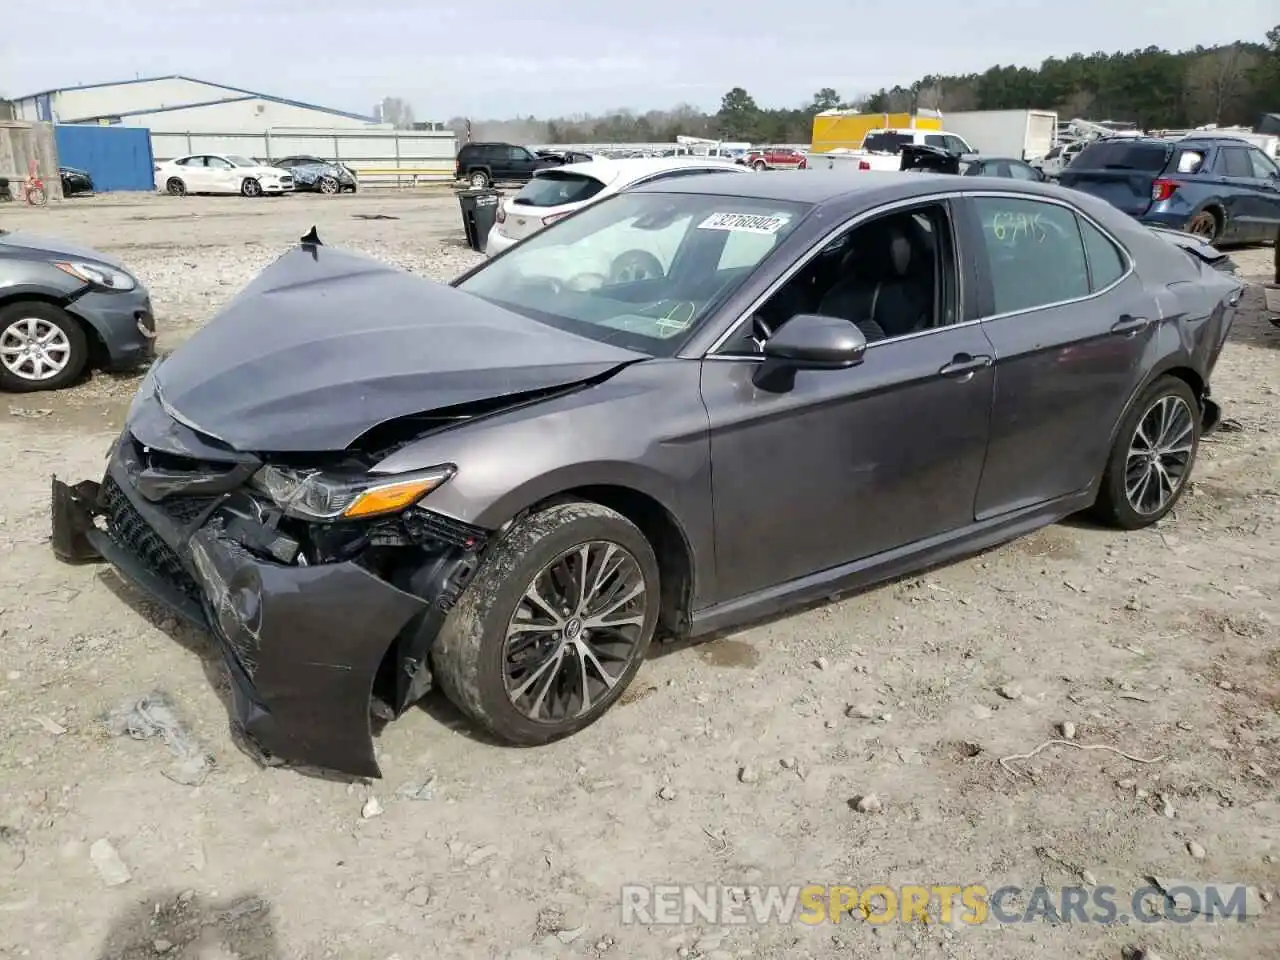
<box><xmin>513</xmin><ymin>171</ymin><xmax>609</xmax><ymax>208</ymax></box>
<box><xmin>1071</xmin><ymin>141</ymin><xmax>1170</xmax><ymax>172</ymax></box>
<box><xmin>456</xmin><ymin>191</ymin><xmax>809</xmax><ymax>356</ymax></box>
<box><xmin>225</xmin><ymin>156</ymin><xmax>257</xmax><ymax>168</ymax></box>
<box><xmin>863</xmin><ymin>133</ymin><xmax>913</xmax><ymax>154</ymax></box>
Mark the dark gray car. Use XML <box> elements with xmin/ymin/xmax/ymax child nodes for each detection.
<box><xmin>50</xmin><ymin>172</ymin><xmax>1242</xmax><ymax>777</ymax></box>
<box><xmin>0</xmin><ymin>230</ymin><xmax>156</xmax><ymax>391</ymax></box>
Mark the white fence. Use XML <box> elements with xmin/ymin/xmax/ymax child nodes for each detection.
<box><xmin>149</xmin><ymin>128</ymin><xmax>459</xmax><ymax>185</ymax></box>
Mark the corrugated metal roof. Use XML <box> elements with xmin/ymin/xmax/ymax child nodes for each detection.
<box><xmin>11</xmin><ymin>75</ymin><xmax>376</xmax><ymax>123</ymax></box>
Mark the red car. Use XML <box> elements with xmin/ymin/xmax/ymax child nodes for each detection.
<box><xmin>741</xmin><ymin>147</ymin><xmax>808</xmax><ymax>171</ymax></box>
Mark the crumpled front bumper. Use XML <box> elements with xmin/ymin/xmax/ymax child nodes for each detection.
<box><xmin>51</xmin><ymin>461</ymin><xmax>428</xmax><ymax>779</ymax></box>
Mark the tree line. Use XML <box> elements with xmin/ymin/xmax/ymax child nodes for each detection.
<box><xmin>449</xmin><ymin>26</ymin><xmax>1280</xmax><ymax>145</ymax></box>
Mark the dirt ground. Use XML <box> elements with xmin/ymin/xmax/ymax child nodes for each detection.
<box><xmin>0</xmin><ymin>191</ymin><xmax>1277</xmax><ymax>960</ymax></box>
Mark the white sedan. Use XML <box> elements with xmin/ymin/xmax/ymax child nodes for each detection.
<box><xmin>484</xmin><ymin>157</ymin><xmax>750</xmax><ymax>257</ymax></box>
<box><xmin>155</xmin><ymin>154</ymin><xmax>295</xmax><ymax>197</ymax></box>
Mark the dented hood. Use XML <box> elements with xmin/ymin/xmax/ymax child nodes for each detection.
<box><xmin>153</xmin><ymin>243</ymin><xmax>644</xmax><ymax>452</ymax></box>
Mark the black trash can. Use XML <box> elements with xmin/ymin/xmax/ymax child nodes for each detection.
<box><xmin>458</xmin><ymin>188</ymin><xmax>502</xmax><ymax>253</ymax></box>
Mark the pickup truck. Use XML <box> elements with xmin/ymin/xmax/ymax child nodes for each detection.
<box><xmin>808</xmin><ymin>128</ymin><xmax>976</xmax><ymax>172</ymax></box>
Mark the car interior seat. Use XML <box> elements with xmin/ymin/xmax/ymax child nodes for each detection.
<box><xmin>815</xmin><ymin>218</ymin><xmax>933</xmax><ymax>340</ymax></box>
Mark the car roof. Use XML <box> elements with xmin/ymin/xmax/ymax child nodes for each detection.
<box><xmin>538</xmin><ymin>156</ymin><xmax>746</xmax><ymax>186</ymax></box>
<box><xmin>628</xmin><ymin>169</ymin><xmax>1086</xmax><ymax>207</ymax></box>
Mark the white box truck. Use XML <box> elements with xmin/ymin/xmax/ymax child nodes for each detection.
<box><xmin>940</xmin><ymin>110</ymin><xmax>1058</xmax><ymax>162</ymax></box>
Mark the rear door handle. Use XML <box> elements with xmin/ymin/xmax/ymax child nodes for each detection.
<box><xmin>938</xmin><ymin>354</ymin><xmax>993</xmax><ymax>382</ymax></box>
<box><xmin>1111</xmin><ymin>315</ymin><xmax>1151</xmax><ymax>337</ymax></box>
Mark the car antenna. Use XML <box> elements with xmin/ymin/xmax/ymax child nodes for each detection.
<box><xmin>300</xmin><ymin>226</ymin><xmax>322</xmax><ymax>246</ymax></box>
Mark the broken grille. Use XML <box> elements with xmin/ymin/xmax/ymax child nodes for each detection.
<box><xmin>101</xmin><ymin>477</ymin><xmax>202</xmax><ymax>602</ymax></box>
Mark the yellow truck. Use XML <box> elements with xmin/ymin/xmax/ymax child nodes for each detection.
<box><xmin>810</xmin><ymin>109</ymin><xmax>943</xmax><ymax>153</ymax></box>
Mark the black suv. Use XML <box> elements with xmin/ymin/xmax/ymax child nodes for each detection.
<box><xmin>455</xmin><ymin>143</ymin><xmax>563</xmax><ymax>187</ymax></box>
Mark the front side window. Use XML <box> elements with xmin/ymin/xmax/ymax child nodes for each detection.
<box><xmin>718</xmin><ymin>203</ymin><xmax>956</xmax><ymax>354</ymax></box>
<box><xmin>1248</xmin><ymin>148</ymin><xmax>1279</xmax><ymax>179</ymax></box>
<box><xmin>1008</xmin><ymin>162</ymin><xmax>1041</xmax><ymax>181</ymax></box>
<box><xmin>508</xmin><ymin>146</ymin><xmax>533</xmax><ymax>162</ymax></box>
<box><xmin>972</xmin><ymin>197</ymin><xmax>1089</xmax><ymax>315</ymax></box>
<box><xmin>224</xmin><ymin>156</ymin><xmax>255</xmax><ymax>168</ymax></box>
<box><xmin>456</xmin><ymin>192</ymin><xmax>808</xmax><ymax>355</ymax></box>
<box><xmin>206</xmin><ymin>157</ymin><xmax>234</xmax><ymax>171</ymax></box>
<box><xmin>1218</xmin><ymin>148</ymin><xmax>1252</xmax><ymax>178</ymax></box>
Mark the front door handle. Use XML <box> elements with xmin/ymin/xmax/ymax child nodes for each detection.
<box><xmin>938</xmin><ymin>353</ymin><xmax>993</xmax><ymax>382</ymax></box>
<box><xmin>1111</xmin><ymin>315</ymin><xmax>1151</xmax><ymax>337</ymax></box>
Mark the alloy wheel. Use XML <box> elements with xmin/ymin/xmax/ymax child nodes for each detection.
<box><xmin>502</xmin><ymin>540</ymin><xmax>648</xmax><ymax>723</ymax></box>
<box><xmin>1125</xmin><ymin>395</ymin><xmax>1195</xmax><ymax>515</ymax></box>
<box><xmin>319</xmin><ymin>176</ymin><xmax>339</xmax><ymax>194</ymax></box>
<box><xmin>0</xmin><ymin>316</ymin><xmax>72</xmax><ymax>381</ymax></box>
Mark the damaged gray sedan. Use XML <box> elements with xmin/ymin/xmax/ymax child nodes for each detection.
<box><xmin>51</xmin><ymin>172</ymin><xmax>1243</xmax><ymax>777</ymax></box>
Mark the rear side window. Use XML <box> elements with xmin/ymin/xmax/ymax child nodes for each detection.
<box><xmin>1249</xmin><ymin>149</ymin><xmax>1279</xmax><ymax>178</ymax></box>
<box><xmin>1080</xmin><ymin>220</ymin><xmax>1127</xmax><ymax>291</ymax></box>
<box><xmin>863</xmin><ymin>133</ymin><xmax>913</xmax><ymax>154</ymax></box>
<box><xmin>1071</xmin><ymin>141</ymin><xmax>1170</xmax><ymax>172</ymax></box>
<box><xmin>972</xmin><ymin>197</ymin><xmax>1090</xmax><ymax>314</ymax></box>
<box><xmin>512</xmin><ymin>172</ymin><xmax>606</xmax><ymax>207</ymax></box>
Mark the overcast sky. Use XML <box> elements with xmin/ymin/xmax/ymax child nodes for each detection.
<box><xmin>3</xmin><ymin>0</ymin><xmax>1276</xmax><ymax>119</ymax></box>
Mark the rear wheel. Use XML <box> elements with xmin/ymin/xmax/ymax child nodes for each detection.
<box><xmin>432</xmin><ymin>502</ymin><xmax>660</xmax><ymax>745</ymax></box>
<box><xmin>1187</xmin><ymin>209</ymin><xmax>1219</xmax><ymax>242</ymax></box>
<box><xmin>166</xmin><ymin>178</ymin><xmax>186</xmax><ymax>197</ymax></box>
<box><xmin>468</xmin><ymin>169</ymin><xmax>491</xmax><ymax>188</ymax></box>
<box><xmin>1093</xmin><ymin>376</ymin><xmax>1199</xmax><ymax>529</ymax></box>
<box><xmin>0</xmin><ymin>301</ymin><xmax>89</xmax><ymax>392</ymax></box>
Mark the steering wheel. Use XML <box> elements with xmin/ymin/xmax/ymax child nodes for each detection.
<box><xmin>609</xmin><ymin>249</ymin><xmax>665</xmax><ymax>284</ymax></box>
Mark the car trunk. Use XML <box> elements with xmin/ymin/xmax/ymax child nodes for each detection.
<box><xmin>1057</xmin><ymin>140</ymin><xmax>1173</xmax><ymax>217</ymax></box>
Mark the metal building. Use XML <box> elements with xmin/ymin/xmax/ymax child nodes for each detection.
<box><xmin>11</xmin><ymin>76</ymin><xmax>379</xmax><ymax>131</ymax></box>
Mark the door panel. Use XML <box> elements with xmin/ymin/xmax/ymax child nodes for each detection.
<box><xmin>963</xmin><ymin>195</ymin><xmax>1157</xmax><ymax>518</ymax></box>
<box><xmin>1214</xmin><ymin>147</ymin><xmax>1269</xmax><ymax>241</ymax></box>
<box><xmin>701</xmin><ymin>324</ymin><xmax>994</xmax><ymax>602</ymax></box>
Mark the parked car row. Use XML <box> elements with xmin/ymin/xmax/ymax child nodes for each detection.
<box><xmin>152</xmin><ymin>153</ymin><xmax>359</xmax><ymax>197</ymax></box>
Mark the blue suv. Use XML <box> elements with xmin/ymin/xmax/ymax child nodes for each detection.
<box><xmin>1058</xmin><ymin>136</ymin><xmax>1280</xmax><ymax>250</ymax></box>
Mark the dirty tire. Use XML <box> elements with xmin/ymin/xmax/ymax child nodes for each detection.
<box><xmin>241</xmin><ymin>178</ymin><xmax>263</xmax><ymax>198</ymax></box>
<box><xmin>1187</xmin><ymin>209</ymin><xmax>1219</xmax><ymax>242</ymax></box>
<box><xmin>1093</xmin><ymin>375</ymin><xmax>1200</xmax><ymax>530</ymax></box>
<box><xmin>432</xmin><ymin>501</ymin><xmax>660</xmax><ymax>745</ymax></box>
<box><xmin>468</xmin><ymin>170</ymin><xmax>491</xmax><ymax>188</ymax></box>
<box><xmin>0</xmin><ymin>301</ymin><xmax>89</xmax><ymax>392</ymax></box>
<box><xmin>166</xmin><ymin>178</ymin><xmax>186</xmax><ymax>197</ymax></box>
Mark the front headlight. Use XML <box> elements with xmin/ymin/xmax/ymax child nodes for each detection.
<box><xmin>249</xmin><ymin>464</ymin><xmax>455</xmax><ymax>521</ymax></box>
<box><xmin>55</xmin><ymin>260</ymin><xmax>137</xmax><ymax>292</ymax></box>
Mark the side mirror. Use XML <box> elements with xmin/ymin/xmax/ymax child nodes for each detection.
<box><xmin>762</xmin><ymin>314</ymin><xmax>867</xmax><ymax>369</ymax></box>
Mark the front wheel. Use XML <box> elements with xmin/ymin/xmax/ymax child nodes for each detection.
<box><xmin>432</xmin><ymin>502</ymin><xmax>660</xmax><ymax>745</ymax></box>
<box><xmin>1093</xmin><ymin>376</ymin><xmax>1200</xmax><ymax>529</ymax></box>
<box><xmin>241</xmin><ymin>178</ymin><xmax>263</xmax><ymax>198</ymax></box>
<box><xmin>0</xmin><ymin>301</ymin><xmax>89</xmax><ymax>392</ymax></box>
<box><xmin>752</xmin><ymin>160</ymin><xmax>768</xmax><ymax>171</ymax></box>
<box><xmin>318</xmin><ymin>176</ymin><xmax>340</xmax><ymax>195</ymax></box>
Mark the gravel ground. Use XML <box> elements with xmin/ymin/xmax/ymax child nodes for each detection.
<box><xmin>0</xmin><ymin>192</ymin><xmax>1278</xmax><ymax>960</ymax></box>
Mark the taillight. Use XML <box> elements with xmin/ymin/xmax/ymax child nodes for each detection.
<box><xmin>542</xmin><ymin>211</ymin><xmax>571</xmax><ymax>226</ymax></box>
<box><xmin>495</xmin><ymin>205</ymin><xmax>506</xmax><ymax>223</ymax></box>
<box><xmin>858</xmin><ymin>160</ymin><xmax>871</xmax><ymax>171</ymax></box>
<box><xmin>1151</xmin><ymin>178</ymin><xmax>1177</xmax><ymax>202</ymax></box>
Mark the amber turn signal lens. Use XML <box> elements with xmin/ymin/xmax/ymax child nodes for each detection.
<box><xmin>341</xmin><ymin>477</ymin><xmax>442</xmax><ymax>519</ymax></box>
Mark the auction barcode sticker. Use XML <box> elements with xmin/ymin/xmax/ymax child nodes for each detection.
<box><xmin>697</xmin><ymin>212</ymin><xmax>790</xmax><ymax>234</ymax></box>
